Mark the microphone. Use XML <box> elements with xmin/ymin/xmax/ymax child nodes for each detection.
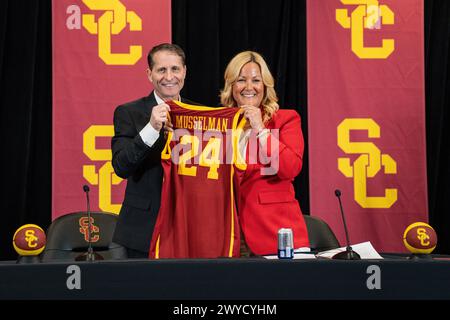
<box><xmin>332</xmin><ymin>189</ymin><xmax>361</xmax><ymax>260</ymax></box>
<box><xmin>75</xmin><ymin>185</ymin><xmax>103</xmax><ymax>261</ymax></box>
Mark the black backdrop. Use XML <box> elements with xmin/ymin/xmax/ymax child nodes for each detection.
<box><xmin>0</xmin><ymin>0</ymin><xmax>449</xmax><ymax>261</ymax></box>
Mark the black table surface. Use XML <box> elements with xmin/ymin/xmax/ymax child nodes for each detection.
<box><xmin>1</xmin><ymin>254</ymin><xmax>450</xmax><ymax>300</ymax></box>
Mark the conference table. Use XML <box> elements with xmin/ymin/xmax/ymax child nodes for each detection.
<box><xmin>1</xmin><ymin>254</ymin><xmax>450</xmax><ymax>300</ymax></box>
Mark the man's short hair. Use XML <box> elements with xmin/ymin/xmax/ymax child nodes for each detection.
<box><xmin>147</xmin><ymin>43</ymin><xmax>186</xmax><ymax>69</ymax></box>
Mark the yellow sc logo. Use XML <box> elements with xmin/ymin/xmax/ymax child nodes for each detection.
<box><xmin>25</xmin><ymin>230</ymin><xmax>39</xmax><ymax>248</ymax></box>
<box><xmin>82</xmin><ymin>0</ymin><xmax>142</xmax><ymax>65</ymax></box>
<box><xmin>83</xmin><ymin>125</ymin><xmax>123</xmax><ymax>214</ymax></box>
<box><xmin>337</xmin><ymin>119</ymin><xmax>397</xmax><ymax>208</ymax></box>
<box><xmin>417</xmin><ymin>228</ymin><xmax>430</xmax><ymax>246</ymax></box>
<box><xmin>336</xmin><ymin>0</ymin><xmax>394</xmax><ymax>59</ymax></box>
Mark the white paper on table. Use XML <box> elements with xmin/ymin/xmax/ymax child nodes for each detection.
<box><xmin>263</xmin><ymin>252</ymin><xmax>317</xmax><ymax>260</ymax></box>
<box><xmin>263</xmin><ymin>246</ymin><xmax>315</xmax><ymax>259</ymax></box>
<box><xmin>316</xmin><ymin>241</ymin><xmax>383</xmax><ymax>259</ymax></box>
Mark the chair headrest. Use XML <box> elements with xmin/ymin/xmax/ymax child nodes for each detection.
<box><xmin>45</xmin><ymin>212</ymin><xmax>118</xmax><ymax>250</ymax></box>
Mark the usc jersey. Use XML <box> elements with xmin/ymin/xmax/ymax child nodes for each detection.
<box><xmin>149</xmin><ymin>100</ymin><xmax>246</xmax><ymax>258</ymax></box>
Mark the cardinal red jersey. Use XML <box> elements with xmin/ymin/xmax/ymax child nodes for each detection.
<box><xmin>149</xmin><ymin>101</ymin><xmax>246</xmax><ymax>258</ymax></box>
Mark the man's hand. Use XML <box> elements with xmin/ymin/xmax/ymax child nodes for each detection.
<box><xmin>150</xmin><ymin>103</ymin><xmax>171</xmax><ymax>132</ymax></box>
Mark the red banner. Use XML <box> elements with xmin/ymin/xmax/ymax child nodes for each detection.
<box><xmin>307</xmin><ymin>0</ymin><xmax>427</xmax><ymax>252</ymax></box>
<box><xmin>52</xmin><ymin>0</ymin><xmax>171</xmax><ymax>219</ymax></box>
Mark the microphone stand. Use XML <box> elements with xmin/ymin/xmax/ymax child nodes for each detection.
<box><xmin>75</xmin><ymin>185</ymin><xmax>103</xmax><ymax>261</ymax></box>
<box><xmin>332</xmin><ymin>190</ymin><xmax>361</xmax><ymax>260</ymax></box>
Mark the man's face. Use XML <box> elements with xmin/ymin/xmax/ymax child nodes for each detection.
<box><xmin>147</xmin><ymin>50</ymin><xmax>186</xmax><ymax>101</ymax></box>
<box><xmin>232</xmin><ymin>62</ymin><xmax>264</xmax><ymax>108</ymax></box>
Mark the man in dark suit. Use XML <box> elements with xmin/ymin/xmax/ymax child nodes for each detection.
<box><xmin>111</xmin><ymin>43</ymin><xmax>192</xmax><ymax>258</ymax></box>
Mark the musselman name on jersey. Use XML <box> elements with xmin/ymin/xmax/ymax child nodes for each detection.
<box><xmin>174</xmin><ymin>115</ymin><xmax>230</xmax><ymax>132</ymax></box>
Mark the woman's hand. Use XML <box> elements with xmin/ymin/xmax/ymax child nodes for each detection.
<box><xmin>240</xmin><ymin>105</ymin><xmax>264</xmax><ymax>132</ymax></box>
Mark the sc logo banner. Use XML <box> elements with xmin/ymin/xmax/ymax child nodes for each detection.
<box><xmin>66</xmin><ymin>0</ymin><xmax>142</xmax><ymax>65</ymax></box>
<box><xmin>337</xmin><ymin>118</ymin><xmax>397</xmax><ymax>208</ymax></box>
<box><xmin>83</xmin><ymin>125</ymin><xmax>123</xmax><ymax>214</ymax></box>
<box><xmin>336</xmin><ymin>0</ymin><xmax>394</xmax><ymax>59</ymax></box>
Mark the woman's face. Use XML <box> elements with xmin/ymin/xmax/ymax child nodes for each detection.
<box><xmin>232</xmin><ymin>62</ymin><xmax>264</xmax><ymax>107</ymax></box>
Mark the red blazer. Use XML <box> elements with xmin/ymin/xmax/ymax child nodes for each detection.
<box><xmin>235</xmin><ymin>109</ymin><xmax>310</xmax><ymax>255</ymax></box>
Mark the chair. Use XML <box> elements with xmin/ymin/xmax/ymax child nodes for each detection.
<box><xmin>41</xmin><ymin>211</ymin><xmax>127</xmax><ymax>262</ymax></box>
<box><xmin>303</xmin><ymin>214</ymin><xmax>340</xmax><ymax>252</ymax></box>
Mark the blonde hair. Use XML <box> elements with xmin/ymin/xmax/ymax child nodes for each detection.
<box><xmin>220</xmin><ymin>51</ymin><xmax>279</xmax><ymax>123</ymax></box>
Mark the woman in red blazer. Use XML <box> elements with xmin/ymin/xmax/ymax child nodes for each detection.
<box><xmin>220</xmin><ymin>51</ymin><xmax>310</xmax><ymax>256</ymax></box>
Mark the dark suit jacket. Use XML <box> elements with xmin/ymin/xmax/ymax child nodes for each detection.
<box><xmin>111</xmin><ymin>92</ymin><xmax>192</xmax><ymax>253</ymax></box>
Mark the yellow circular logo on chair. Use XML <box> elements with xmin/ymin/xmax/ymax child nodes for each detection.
<box><xmin>13</xmin><ymin>224</ymin><xmax>46</xmax><ymax>256</ymax></box>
